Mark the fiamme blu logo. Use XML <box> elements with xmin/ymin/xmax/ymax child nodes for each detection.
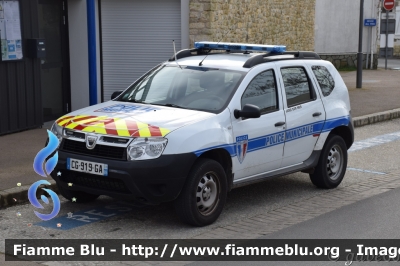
<box><xmin>29</xmin><ymin>130</ymin><xmax>61</xmax><ymax>221</ymax></box>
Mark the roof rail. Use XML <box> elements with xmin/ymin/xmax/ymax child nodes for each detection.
<box><xmin>243</xmin><ymin>51</ymin><xmax>321</xmax><ymax>68</ymax></box>
<box><xmin>168</xmin><ymin>47</ymin><xmax>253</xmax><ymax>62</ymax></box>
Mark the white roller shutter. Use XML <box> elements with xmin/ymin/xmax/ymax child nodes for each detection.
<box><xmin>101</xmin><ymin>0</ymin><xmax>181</xmax><ymax>101</ymax></box>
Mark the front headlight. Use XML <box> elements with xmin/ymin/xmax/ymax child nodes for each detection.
<box><xmin>50</xmin><ymin>122</ymin><xmax>63</xmax><ymax>143</ymax></box>
<box><xmin>127</xmin><ymin>137</ymin><xmax>168</xmax><ymax>161</ymax></box>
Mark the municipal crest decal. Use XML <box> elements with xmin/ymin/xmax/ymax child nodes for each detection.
<box><xmin>236</xmin><ymin>135</ymin><xmax>249</xmax><ymax>164</ymax></box>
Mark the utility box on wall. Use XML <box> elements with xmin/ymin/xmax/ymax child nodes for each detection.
<box><xmin>26</xmin><ymin>39</ymin><xmax>46</xmax><ymax>58</ymax></box>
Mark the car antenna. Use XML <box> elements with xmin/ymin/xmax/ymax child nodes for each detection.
<box><xmin>199</xmin><ymin>29</ymin><xmax>232</xmax><ymax>67</ymax></box>
<box><xmin>172</xmin><ymin>40</ymin><xmax>182</xmax><ymax>70</ymax></box>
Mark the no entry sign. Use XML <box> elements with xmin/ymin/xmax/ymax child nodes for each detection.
<box><xmin>383</xmin><ymin>0</ymin><xmax>395</xmax><ymax>11</ymax></box>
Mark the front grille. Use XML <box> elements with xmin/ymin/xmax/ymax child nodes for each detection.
<box><xmin>62</xmin><ymin>139</ymin><xmax>126</xmax><ymax>160</ymax></box>
<box><xmin>61</xmin><ymin>171</ymin><xmax>130</xmax><ymax>193</ymax></box>
<box><xmin>65</xmin><ymin>130</ymin><xmax>85</xmax><ymax>139</ymax></box>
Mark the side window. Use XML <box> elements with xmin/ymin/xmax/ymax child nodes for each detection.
<box><xmin>241</xmin><ymin>70</ymin><xmax>278</xmax><ymax>115</ymax></box>
<box><xmin>281</xmin><ymin>67</ymin><xmax>314</xmax><ymax>107</ymax></box>
<box><xmin>311</xmin><ymin>66</ymin><xmax>335</xmax><ymax>97</ymax></box>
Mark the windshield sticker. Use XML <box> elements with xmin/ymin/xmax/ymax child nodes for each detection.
<box><xmin>95</xmin><ymin>104</ymin><xmax>158</xmax><ymax>114</ymax></box>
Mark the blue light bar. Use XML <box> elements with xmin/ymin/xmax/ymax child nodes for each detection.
<box><xmin>194</xmin><ymin>41</ymin><xmax>286</xmax><ymax>53</ymax></box>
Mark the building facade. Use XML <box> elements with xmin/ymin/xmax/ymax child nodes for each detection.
<box><xmin>0</xmin><ymin>0</ymin><xmax>396</xmax><ymax>135</ymax></box>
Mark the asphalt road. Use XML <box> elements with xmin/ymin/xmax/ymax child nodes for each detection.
<box><xmin>191</xmin><ymin>188</ymin><xmax>400</xmax><ymax>266</ymax></box>
<box><xmin>1</xmin><ymin>119</ymin><xmax>400</xmax><ymax>265</ymax></box>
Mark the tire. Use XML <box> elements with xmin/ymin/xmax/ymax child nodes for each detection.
<box><xmin>57</xmin><ymin>183</ymin><xmax>100</xmax><ymax>203</ymax></box>
<box><xmin>310</xmin><ymin>135</ymin><xmax>348</xmax><ymax>189</ymax></box>
<box><xmin>174</xmin><ymin>158</ymin><xmax>228</xmax><ymax>226</ymax></box>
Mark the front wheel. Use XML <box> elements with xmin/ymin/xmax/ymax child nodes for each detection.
<box><xmin>174</xmin><ymin>158</ymin><xmax>227</xmax><ymax>226</ymax></box>
<box><xmin>310</xmin><ymin>135</ymin><xmax>348</xmax><ymax>189</ymax></box>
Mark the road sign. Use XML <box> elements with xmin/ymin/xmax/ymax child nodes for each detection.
<box><xmin>364</xmin><ymin>19</ymin><xmax>377</xmax><ymax>26</ymax></box>
<box><xmin>383</xmin><ymin>0</ymin><xmax>395</xmax><ymax>11</ymax></box>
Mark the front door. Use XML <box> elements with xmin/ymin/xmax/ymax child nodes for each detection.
<box><xmin>38</xmin><ymin>0</ymin><xmax>70</xmax><ymax>121</ymax></box>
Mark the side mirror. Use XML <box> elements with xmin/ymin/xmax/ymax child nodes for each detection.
<box><xmin>234</xmin><ymin>104</ymin><xmax>261</xmax><ymax>119</ymax></box>
<box><xmin>111</xmin><ymin>91</ymin><xmax>123</xmax><ymax>100</ymax></box>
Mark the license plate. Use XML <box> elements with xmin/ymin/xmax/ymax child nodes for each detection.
<box><xmin>67</xmin><ymin>158</ymin><xmax>108</xmax><ymax>176</ymax></box>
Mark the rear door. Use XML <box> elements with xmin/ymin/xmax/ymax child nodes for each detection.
<box><xmin>230</xmin><ymin>67</ymin><xmax>286</xmax><ymax>180</ymax></box>
<box><xmin>275</xmin><ymin>61</ymin><xmax>326</xmax><ymax>167</ymax></box>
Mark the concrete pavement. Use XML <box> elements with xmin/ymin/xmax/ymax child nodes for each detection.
<box><xmin>0</xmin><ymin>61</ymin><xmax>399</xmax><ymax>207</ymax></box>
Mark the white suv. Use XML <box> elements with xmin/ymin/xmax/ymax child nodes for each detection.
<box><xmin>50</xmin><ymin>42</ymin><xmax>354</xmax><ymax>226</ymax></box>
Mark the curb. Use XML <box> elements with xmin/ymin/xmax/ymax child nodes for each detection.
<box><xmin>1</xmin><ymin>110</ymin><xmax>399</xmax><ymax>209</ymax></box>
<box><xmin>0</xmin><ymin>180</ymin><xmax>58</xmax><ymax>209</ymax></box>
<box><xmin>353</xmin><ymin>108</ymin><xmax>400</xmax><ymax>128</ymax></box>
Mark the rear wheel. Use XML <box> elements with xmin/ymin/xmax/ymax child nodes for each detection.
<box><xmin>174</xmin><ymin>158</ymin><xmax>227</xmax><ymax>226</ymax></box>
<box><xmin>310</xmin><ymin>135</ymin><xmax>347</xmax><ymax>189</ymax></box>
<box><xmin>57</xmin><ymin>183</ymin><xmax>99</xmax><ymax>203</ymax></box>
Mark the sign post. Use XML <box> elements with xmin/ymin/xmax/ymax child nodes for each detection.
<box><xmin>364</xmin><ymin>19</ymin><xmax>376</xmax><ymax>69</ymax></box>
<box><xmin>383</xmin><ymin>0</ymin><xmax>395</xmax><ymax>70</ymax></box>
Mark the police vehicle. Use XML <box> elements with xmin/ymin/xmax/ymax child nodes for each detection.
<box><xmin>50</xmin><ymin>42</ymin><xmax>354</xmax><ymax>226</ymax></box>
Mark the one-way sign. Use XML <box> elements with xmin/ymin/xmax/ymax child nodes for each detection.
<box><xmin>364</xmin><ymin>19</ymin><xmax>377</xmax><ymax>26</ymax></box>
<box><xmin>383</xmin><ymin>0</ymin><xmax>395</xmax><ymax>11</ymax></box>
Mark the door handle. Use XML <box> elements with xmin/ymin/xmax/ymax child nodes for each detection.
<box><xmin>313</xmin><ymin>112</ymin><xmax>322</xmax><ymax>117</ymax></box>
<box><xmin>275</xmin><ymin>121</ymin><xmax>286</xmax><ymax>127</ymax></box>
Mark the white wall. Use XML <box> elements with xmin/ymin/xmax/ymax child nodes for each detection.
<box><xmin>315</xmin><ymin>0</ymin><xmax>380</xmax><ymax>53</ymax></box>
<box><xmin>396</xmin><ymin>6</ymin><xmax>400</xmax><ymax>38</ymax></box>
<box><xmin>68</xmin><ymin>0</ymin><xmax>90</xmax><ymax>111</ymax></box>
<box><xmin>68</xmin><ymin>0</ymin><xmax>102</xmax><ymax>111</ymax></box>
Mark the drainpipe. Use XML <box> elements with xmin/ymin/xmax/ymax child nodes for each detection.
<box><xmin>87</xmin><ymin>0</ymin><xmax>98</xmax><ymax>105</ymax></box>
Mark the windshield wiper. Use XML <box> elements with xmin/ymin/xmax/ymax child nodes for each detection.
<box><xmin>165</xmin><ymin>103</ymin><xmax>187</xmax><ymax>109</ymax></box>
<box><xmin>121</xmin><ymin>98</ymin><xmax>146</xmax><ymax>104</ymax></box>
<box><xmin>151</xmin><ymin>103</ymin><xmax>188</xmax><ymax>109</ymax></box>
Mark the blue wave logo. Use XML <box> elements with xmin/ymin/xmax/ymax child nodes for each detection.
<box><xmin>33</xmin><ymin>130</ymin><xmax>59</xmax><ymax>177</ymax></box>
<box><xmin>30</xmin><ymin>130</ymin><xmax>61</xmax><ymax>221</ymax></box>
<box><xmin>28</xmin><ymin>180</ymin><xmax>61</xmax><ymax>221</ymax></box>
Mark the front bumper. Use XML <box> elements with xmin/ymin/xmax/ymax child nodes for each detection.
<box><xmin>51</xmin><ymin>151</ymin><xmax>197</xmax><ymax>204</ymax></box>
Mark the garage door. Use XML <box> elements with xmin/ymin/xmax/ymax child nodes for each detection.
<box><xmin>100</xmin><ymin>0</ymin><xmax>181</xmax><ymax>101</ymax></box>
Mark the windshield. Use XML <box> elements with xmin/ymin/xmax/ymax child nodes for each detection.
<box><xmin>117</xmin><ymin>65</ymin><xmax>246</xmax><ymax>113</ymax></box>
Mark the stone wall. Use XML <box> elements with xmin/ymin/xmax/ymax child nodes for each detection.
<box><xmin>189</xmin><ymin>0</ymin><xmax>316</xmax><ymax>51</ymax></box>
<box><xmin>319</xmin><ymin>54</ymin><xmax>379</xmax><ymax>70</ymax></box>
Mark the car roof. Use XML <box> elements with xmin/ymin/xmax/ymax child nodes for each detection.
<box><xmin>165</xmin><ymin>51</ymin><xmax>323</xmax><ymax>71</ymax></box>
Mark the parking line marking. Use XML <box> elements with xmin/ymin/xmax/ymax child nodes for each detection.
<box><xmin>35</xmin><ymin>203</ymin><xmax>133</xmax><ymax>230</ymax></box>
<box><xmin>349</xmin><ymin>131</ymin><xmax>400</xmax><ymax>153</ymax></box>
<box><xmin>347</xmin><ymin>167</ymin><xmax>387</xmax><ymax>175</ymax></box>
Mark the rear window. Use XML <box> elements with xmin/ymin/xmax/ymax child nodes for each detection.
<box><xmin>311</xmin><ymin>66</ymin><xmax>335</xmax><ymax>97</ymax></box>
<box><xmin>281</xmin><ymin>67</ymin><xmax>315</xmax><ymax>107</ymax></box>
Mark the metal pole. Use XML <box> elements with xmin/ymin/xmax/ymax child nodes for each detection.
<box><xmin>385</xmin><ymin>9</ymin><xmax>388</xmax><ymax>70</ymax></box>
<box><xmin>370</xmin><ymin>23</ymin><xmax>374</xmax><ymax>69</ymax></box>
<box><xmin>357</xmin><ymin>0</ymin><xmax>364</xmax><ymax>88</ymax></box>
<box><xmin>366</xmin><ymin>28</ymin><xmax>370</xmax><ymax>69</ymax></box>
